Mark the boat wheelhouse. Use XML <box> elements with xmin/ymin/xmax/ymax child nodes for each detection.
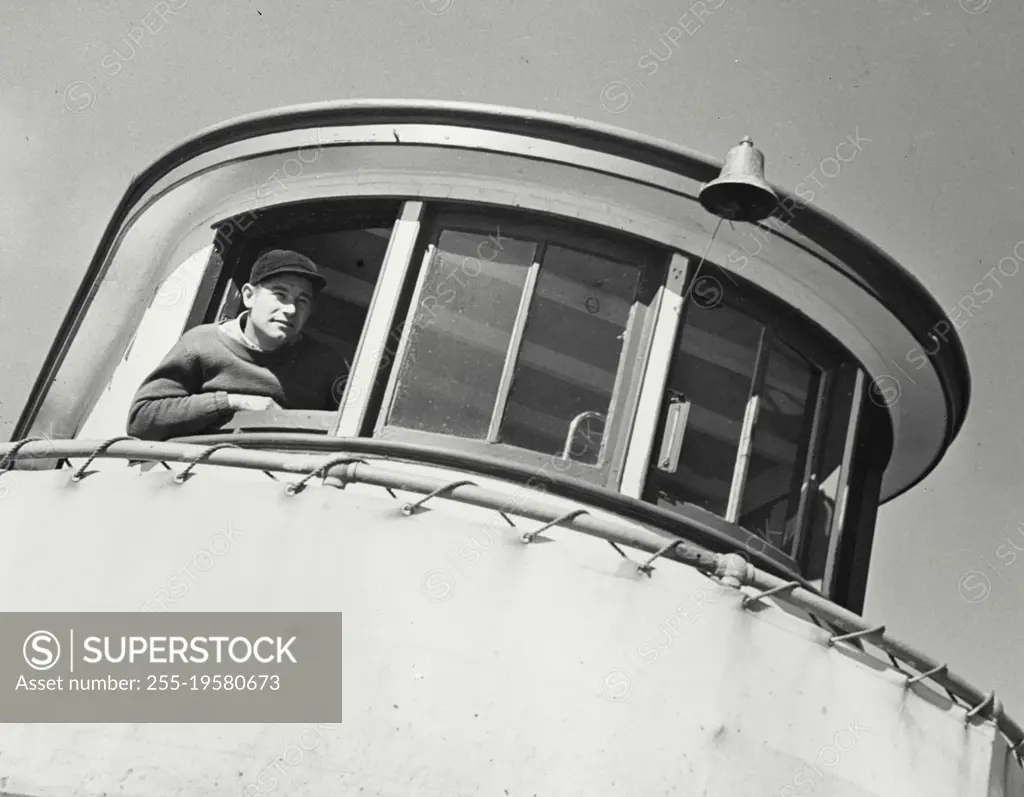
<box><xmin>0</xmin><ymin>101</ymin><xmax>1017</xmax><ymax>797</ymax></box>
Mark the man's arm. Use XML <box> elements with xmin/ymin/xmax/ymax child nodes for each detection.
<box><xmin>126</xmin><ymin>336</ymin><xmax>234</xmax><ymax>441</ymax></box>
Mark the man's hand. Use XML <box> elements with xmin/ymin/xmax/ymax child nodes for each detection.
<box><xmin>226</xmin><ymin>394</ymin><xmax>282</xmax><ymax>412</ymax></box>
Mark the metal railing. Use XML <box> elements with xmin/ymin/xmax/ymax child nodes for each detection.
<box><xmin>1</xmin><ymin>435</ymin><xmax>1021</xmax><ymax>764</ymax></box>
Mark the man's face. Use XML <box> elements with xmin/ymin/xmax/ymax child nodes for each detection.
<box><xmin>241</xmin><ymin>274</ymin><xmax>315</xmax><ymax>350</ymax></box>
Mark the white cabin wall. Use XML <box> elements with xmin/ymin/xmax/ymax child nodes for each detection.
<box><xmin>0</xmin><ymin>464</ymin><xmax>1005</xmax><ymax>797</ymax></box>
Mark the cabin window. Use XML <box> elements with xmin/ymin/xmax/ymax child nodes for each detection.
<box><xmin>384</xmin><ymin>228</ymin><xmax>540</xmax><ymax>439</ymax></box>
<box><xmin>195</xmin><ymin>201</ymin><xmax>404</xmax><ymax>433</ymax></box>
<box><xmin>647</xmin><ymin>299</ymin><xmax>766</xmax><ymax>517</ymax></box>
<box><xmin>372</xmin><ymin>209</ymin><xmax>664</xmax><ymax>486</ymax></box>
<box><xmin>643</xmin><ymin>271</ymin><xmax>856</xmax><ymax>576</ymax></box>
<box><xmin>78</xmin><ymin>200</ymin><xmax>403</xmax><ymax>439</ymax></box>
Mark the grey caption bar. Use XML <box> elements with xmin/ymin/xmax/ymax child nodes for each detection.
<box><xmin>0</xmin><ymin>612</ymin><xmax>343</xmax><ymax>722</ymax></box>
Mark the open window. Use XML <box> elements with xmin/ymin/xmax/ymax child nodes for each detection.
<box><xmin>202</xmin><ymin>200</ymin><xmax>400</xmax><ymax>434</ymax></box>
<box><xmin>370</xmin><ymin>208</ymin><xmax>666</xmax><ymax>487</ymax></box>
<box><xmin>78</xmin><ymin>199</ymin><xmax>402</xmax><ymax>439</ymax></box>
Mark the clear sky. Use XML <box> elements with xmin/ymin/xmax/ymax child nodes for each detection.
<box><xmin>2</xmin><ymin>0</ymin><xmax>1022</xmax><ymax>714</ymax></box>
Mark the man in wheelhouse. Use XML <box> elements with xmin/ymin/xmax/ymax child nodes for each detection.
<box><xmin>127</xmin><ymin>249</ymin><xmax>345</xmax><ymax>441</ymax></box>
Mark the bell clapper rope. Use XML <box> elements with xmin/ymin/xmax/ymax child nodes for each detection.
<box><xmin>680</xmin><ymin>216</ymin><xmax>726</xmax><ymax>306</ymax></box>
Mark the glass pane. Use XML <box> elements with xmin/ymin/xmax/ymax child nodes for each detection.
<box><xmin>648</xmin><ymin>301</ymin><xmax>764</xmax><ymax>516</ymax></box>
<box><xmin>804</xmin><ymin>364</ymin><xmax>859</xmax><ymax>583</ymax></box>
<box><xmin>500</xmin><ymin>245</ymin><xmax>641</xmax><ymax>463</ymax></box>
<box><xmin>386</xmin><ymin>230</ymin><xmax>538</xmax><ymax>437</ymax></box>
<box><xmin>737</xmin><ymin>339</ymin><xmax>818</xmax><ymax>553</ymax></box>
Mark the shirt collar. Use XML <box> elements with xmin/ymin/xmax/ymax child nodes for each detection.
<box><xmin>220</xmin><ymin>311</ymin><xmax>263</xmax><ymax>351</ymax></box>
<box><xmin>221</xmin><ymin>311</ymin><xmax>303</xmax><ymax>352</ymax></box>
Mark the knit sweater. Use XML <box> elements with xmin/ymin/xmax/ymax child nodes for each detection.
<box><xmin>126</xmin><ymin>320</ymin><xmax>348</xmax><ymax>441</ymax></box>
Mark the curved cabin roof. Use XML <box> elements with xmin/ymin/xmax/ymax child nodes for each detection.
<box><xmin>15</xmin><ymin>99</ymin><xmax>969</xmax><ymax>503</ymax></box>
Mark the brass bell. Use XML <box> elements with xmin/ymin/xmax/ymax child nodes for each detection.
<box><xmin>699</xmin><ymin>137</ymin><xmax>778</xmax><ymax>222</ymax></box>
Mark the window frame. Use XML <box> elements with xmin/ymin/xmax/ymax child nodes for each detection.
<box><xmin>369</xmin><ymin>206</ymin><xmax>669</xmax><ymax>489</ymax></box>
